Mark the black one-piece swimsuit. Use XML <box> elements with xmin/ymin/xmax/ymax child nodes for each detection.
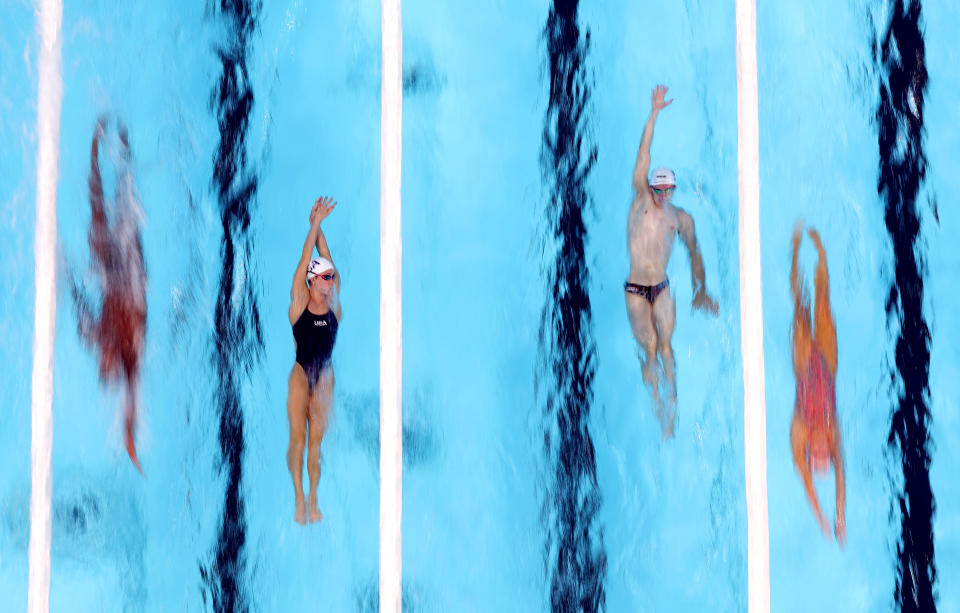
<box><xmin>292</xmin><ymin>308</ymin><xmax>338</xmax><ymax>389</ymax></box>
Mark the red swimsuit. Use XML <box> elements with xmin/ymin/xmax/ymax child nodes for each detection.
<box><xmin>797</xmin><ymin>349</ymin><xmax>835</xmax><ymax>429</ymax></box>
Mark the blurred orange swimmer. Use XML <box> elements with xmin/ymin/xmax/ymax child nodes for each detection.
<box><xmin>70</xmin><ymin>117</ymin><xmax>147</xmax><ymax>473</ymax></box>
<box><xmin>789</xmin><ymin>220</ymin><xmax>845</xmax><ymax>545</ymax></box>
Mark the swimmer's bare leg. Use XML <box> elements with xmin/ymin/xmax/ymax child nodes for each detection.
<box><xmin>286</xmin><ymin>365</ymin><xmax>309</xmax><ymax>524</ymax></box>
<box><xmin>626</xmin><ymin>292</ymin><xmax>661</xmax><ymax>418</ymax></box>
<box><xmin>653</xmin><ymin>287</ymin><xmax>678</xmax><ymax>438</ymax></box>
<box><xmin>306</xmin><ymin>370</ymin><xmax>333</xmax><ymax>523</ymax></box>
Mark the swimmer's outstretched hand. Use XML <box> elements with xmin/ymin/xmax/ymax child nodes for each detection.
<box><xmin>791</xmin><ymin>218</ymin><xmax>805</xmax><ymax>249</ymax></box>
<box><xmin>652</xmin><ymin>84</ymin><xmax>673</xmax><ymax>112</ymax></box>
<box><xmin>816</xmin><ymin>510</ymin><xmax>831</xmax><ymax>538</ymax></box>
<box><xmin>693</xmin><ymin>290</ymin><xmax>719</xmax><ymax>315</ymax></box>
<box><xmin>807</xmin><ymin>227</ymin><xmax>826</xmax><ymax>255</ymax></box>
<box><xmin>835</xmin><ymin>513</ymin><xmax>846</xmax><ymax>546</ymax></box>
<box><xmin>310</xmin><ymin>196</ymin><xmax>337</xmax><ymax>226</ymax></box>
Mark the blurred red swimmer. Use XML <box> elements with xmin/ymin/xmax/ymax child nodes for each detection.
<box><xmin>789</xmin><ymin>220</ymin><xmax>845</xmax><ymax>544</ymax></box>
<box><xmin>69</xmin><ymin>117</ymin><xmax>147</xmax><ymax>473</ymax></box>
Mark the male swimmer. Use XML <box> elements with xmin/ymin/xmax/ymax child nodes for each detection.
<box><xmin>70</xmin><ymin>117</ymin><xmax>147</xmax><ymax>472</ymax></box>
<box><xmin>625</xmin><ymin>84</ymin><xmax>718</xmax><ymax>438</ymax></box>
<box><xmin>287</xmin><ymin>196</ymin><xmax>342</xmax><ymax>524</ymax></box>
<box><xmin>789</xmin><ymin>220</ymin><xmax>845</xmax><ymax>544</ymax></box>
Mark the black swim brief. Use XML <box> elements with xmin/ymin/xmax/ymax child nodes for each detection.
<box><xmin>624</xmin><ymin>278</ymin><xmax>669</xmax><ymax>304</ymax></box>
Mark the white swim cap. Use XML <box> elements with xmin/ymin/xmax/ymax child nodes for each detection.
<box><xmin>306</xmin><ymin>257</ymin><xmax>334</xmax><ymax>281</ymax></box>
<box><xmin>650</xmin><ymin>167</ymin><xmax>676</xmax><ymax>187</ymax></box>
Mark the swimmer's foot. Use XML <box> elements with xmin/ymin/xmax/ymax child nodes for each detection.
<box><xmin>294</xmin><ymin>498</ymin><xmax>306</xmax><ymax>525</ymax></box>
<box><xmin>307</xmin><ymin>495</ymin><xmax>323</xmax><ymax>523</ymax></box>
<box><xmin>661</xmin><ymin>415</ymin><xmax>676</xmax><ymax>439</ymax></box>
<box><xmin>657</xmin><ymin>398</ymin><xmax>676</xmax><ymax>439</ymax></box>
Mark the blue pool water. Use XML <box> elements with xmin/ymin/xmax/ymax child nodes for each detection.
<box><xmin>2</xmin><ymin>1</ymin><xmax>957</xmax><ymax>611</ymax></box>
<box><xmin>2</xmin><ymin>2</ymin><xmax>381</xmax><ymax>610</ymax></box>
<box><xmin>402</xmin><ymin>1</ymin><xmax>744</xmax><ymax>609</ymax></box>
<box><xmin>760</xmin><ymin>1</ymin><xmax>958</xmax><ymax>611</ymax></box>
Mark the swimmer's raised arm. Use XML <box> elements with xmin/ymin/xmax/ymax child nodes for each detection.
<box><xmin>312</xmin><ymin>196</ymin><xmax>340</xmax><ymax>293</ymax></box>
<box><xmin>290</xmin><ymin>201</ymin><xmax>326</xmax><ymax>319</ymax></box>
<box><xmin>88</xmin><ymin>119</ymin><xmax>111</xmax><ymax>267</ymax></box>
<box><xmin>633</xmin><ymin>84</ymin><xmax>673</xmax><ymax>195</ymax></box>
<box><xmin>678</xmin><ymin>209</ymin><xmax>718</xmax><ymax>314</ymax></box>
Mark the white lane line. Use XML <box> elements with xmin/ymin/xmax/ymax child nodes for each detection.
<box><xmin>29</xmin><ymin>1</ymin><xmax>63</xmax><ymax>612</ymax></box>
<box><xmin>735</xmin><ymin>0</ymin><xmax>770</xmax><ymax>611</ymax></box>
<box><xmin>379</xmin><ymin>0</ymin><xmax>402</xmax><ymax>611</ymax></box>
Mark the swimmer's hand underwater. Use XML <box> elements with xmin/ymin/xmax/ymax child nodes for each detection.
<box><xmin>693</xmin><ymin>289</ymin><xmax>718</xmax><ymax>315</ymax></box>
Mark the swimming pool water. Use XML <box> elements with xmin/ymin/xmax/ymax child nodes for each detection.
<box><xmin>2</xmin><ymin>1</ymin><xmax>957</xmax><ymax>611</ymax></box>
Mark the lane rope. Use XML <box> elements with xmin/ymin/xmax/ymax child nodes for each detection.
<box><xmin>735</xmin><ymin>1</ymin><xmax>770</xmax><ymax>611</ymax></box>
<box><xmin>29</xmin><ymin>1</ymin><xmax>64</xmax><ymax>612</ymax></box>
<box><xmin>379</xmin><ymin>1</ymin><xmax>403</xmax><ymax>611</ymax></box>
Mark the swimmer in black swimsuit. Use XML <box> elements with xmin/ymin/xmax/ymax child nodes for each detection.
<box><xmin>625</xmin><ymin>85</ymin><xmax>718</xmax><ymax>438</ymax></box>
<box><xmin>293</xmin><ymin>304</ymin><xmax>338</xmax><ymax>390</ymax></box>
<box><xmin>286</xmin><ymin>196</ymin><xmax>342</xmax><ymax>524</ymax></box>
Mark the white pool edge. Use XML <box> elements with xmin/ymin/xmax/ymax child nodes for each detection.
<box><xmin>29</xmin><ymin>1</ymin><xmax>62</xmax><ymax>612</ymax></box>
<box><xmin>735</xmin><ymin>1</ymin><xmax>770</xmax><ymax>611</ymax></box>
<box><xmin>380</xmin><ymin>0</ymin><xmax>402</xmax><ymax>611</ymax></box>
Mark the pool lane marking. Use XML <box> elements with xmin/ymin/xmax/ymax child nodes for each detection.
<box><xmin>29</xmin><ymin>1</ymin><xmax>63</xmax><ymax>612</ymax></box>
<box><xmin>380</xmin><ymin>0</ymin><xmax>402</xmax><ymax>611</ymax></box>
<box><xmin>735</xmin><ymin>0</ymin><xmax>770</xmax><ymax>611</ymax></box>
<box><xmin>875</xmin><ymin>3</ymin><xmax>936</xmax><ymax>608</ymax></box>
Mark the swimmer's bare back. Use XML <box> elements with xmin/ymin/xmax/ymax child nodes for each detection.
<box><xmin>79</xmin><ymin>118</ymin><xmax>147</xmax><ymax>473</ymax></box>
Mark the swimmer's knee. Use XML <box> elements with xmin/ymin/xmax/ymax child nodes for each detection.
<box><xmin>287</xmin><ymin>441</ymin><xmax>305</xmax><ymax>465</ymax></box>
<box><xmin>307</xmin><ymin>429</ymin><xmax>325</xmax><ymax>449</ymax></box>
<box><xmin>288</xmin><ymin>427</ymin><xmax>306</xmax><ymax>449</ymax></box>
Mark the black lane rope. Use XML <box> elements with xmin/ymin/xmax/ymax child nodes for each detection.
<box><xmin>874</xmin><ymin>1</ymin><xmax>937</xmax><ymax>610</ymax></box>
<box><xmin>199</xmin><ymin>2</ymin><xmax>264</xmax><ymax>612</ymax></box>
<box><xmin>539</xmin><ymin>2</ymin><xmax>606</xmax><ymax>611</ymax></box>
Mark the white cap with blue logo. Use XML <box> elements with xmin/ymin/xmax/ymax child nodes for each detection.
<box><xmin>306</xmin><ymin>257</ymin><xmax>334</xmax><ymax>281</ymax></box>
<box><xmin>649</xmin><ymin>167</ymin><xmax>676</xmax><ymax>187</ymax></box>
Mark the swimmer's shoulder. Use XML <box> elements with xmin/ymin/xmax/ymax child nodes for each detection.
<box><xmin>670</xmin><ymin>203</ymin><xmax>693</xmax><ymax>232</ymax></box>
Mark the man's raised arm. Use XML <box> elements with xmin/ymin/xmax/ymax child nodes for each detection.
<box><xmin>633</xmin><ymin>84</ymin><xmax>673</xmax><ymax>194</ymax></box>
